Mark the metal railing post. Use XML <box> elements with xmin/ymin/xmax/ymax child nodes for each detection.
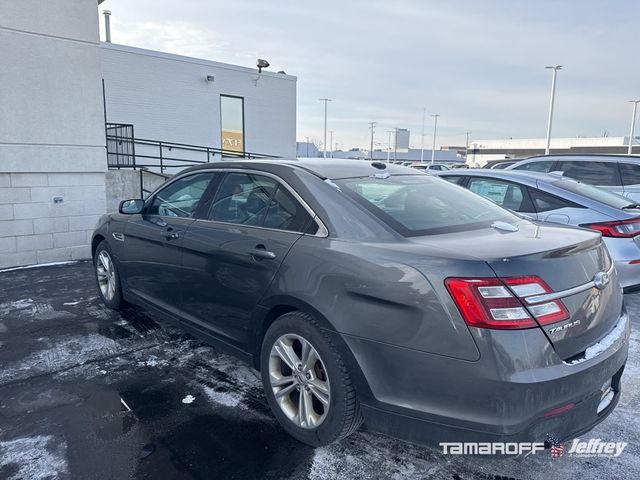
<box><xmin>159</xmin><ymin>141</ymin><xmax>164</xmax><ymax>173</ymax></box>
<box><xmin>139</xmin><ymin>169</ymin><xmax>144</xmax><ymax>198</ymax></box>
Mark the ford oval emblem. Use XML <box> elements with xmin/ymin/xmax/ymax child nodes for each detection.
<box><xmin>593</xmin><ymin>271</ymin><xmax>610</xmax><ymax>290</ymax></box>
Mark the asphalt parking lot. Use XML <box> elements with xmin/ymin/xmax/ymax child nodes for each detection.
<box><xmin>0</xmin><ymin>261</ymin><xmax>638</xmax><ymax>480</ymax></box>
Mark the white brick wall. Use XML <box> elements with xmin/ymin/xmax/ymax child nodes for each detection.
<box><xmin>0</xmin><ymin>0</ymin><xmax>106</xmax><ymax>270</ymax></box>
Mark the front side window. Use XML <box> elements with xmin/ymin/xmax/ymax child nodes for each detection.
<box><xmin>467</xmin><ymin>177</ymin><xmax>529</xmax><ymax>212</ymax></box>
<box><xmin>557</xmin><ymin>161</ymin><xmax>618</xmax><ymax>186</ymax></box>
<box><xmin>147</xmin><ymin>172</ymin><xmax>215</xmax><ymax>218</ymax></box>
<box><xmin>512</xmin><ymin>160</ymin><xmax>554</xmax><ymax>172</ymax></box>
<box><xmin>337</xmin><ymin>175</ymin><xmax>517</xmax><ymax>236</ymax></box>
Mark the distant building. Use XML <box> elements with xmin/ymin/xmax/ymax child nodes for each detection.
<box><xmin>311</xmin><ymin>148</ymin><xmax>461</xmax><ymax>163</ymax></box>
<box><xmin>468</xmin><ymin>136</ymin><xmax>639</xmax><ymax>167</ymax></box>
<box><xmin>296</xmin><ymin>141</ymin><xmax>320</xmax><ymax>158</ymax></box>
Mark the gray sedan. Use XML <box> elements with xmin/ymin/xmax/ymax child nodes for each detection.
<box><xmin>92</xmin><ymin>159</ymin><xmax>628</xmax><ymax>449</ymax></box>
<box><xmin>437</xmin><ymin>169</ymin><xmax>640</xmax><ymax>289</ymax></box>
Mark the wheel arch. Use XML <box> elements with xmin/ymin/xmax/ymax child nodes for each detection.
<box><xmin>91</xmin><ymin>234</ymin><xmax>106</xmax><ymax>258</ymax></box>
<box><xmin>252</xmin><ymin>295</ymin><xmax>375</xmax><ymax>403</ymax></box>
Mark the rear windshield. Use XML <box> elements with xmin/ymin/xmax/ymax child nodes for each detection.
<box><xmin>336</xmin><ymin>174</ymin><xmax>518</xmax><ymax>236</ymax></box>
<box><xmin>552</xmin><ymin>179</ymin><xmax>636</xmax><ymax>210</ymax></box>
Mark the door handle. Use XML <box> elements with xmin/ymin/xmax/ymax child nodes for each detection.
<box><xmin>163</xmin><ymin>227</ymin><xmax>180</xmax><ymax>241</ymax></box>
<box><xmin>249</xmin><ymin>246</ymin><xmax>276</xmax><ymax>260</ymax></box>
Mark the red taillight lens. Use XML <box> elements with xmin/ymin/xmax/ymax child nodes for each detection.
<box><xmin>445</xmin><ymin>276</ymin><xmax>569</xmax><ymax>330</ymax></box>
<box><xmin>502</xmin><ymin>276</ymin><xmax>569</xmax><ymax>325</ymax></box>
<box><xmin>581</xmin><ymin>217</ymin><xmax>640</xmax><ymax>238</ymax></box>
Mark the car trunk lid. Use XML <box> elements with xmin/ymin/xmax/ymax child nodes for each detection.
<box><xmin>411</xmin><ymin>221</ymin><xmax>622</xmax><ymax>360</ymax></box>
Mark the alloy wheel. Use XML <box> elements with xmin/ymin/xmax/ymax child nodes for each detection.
<box><xmin>269</xmin><ymin>333</ymin><xmax>330</xmax><ymax>429</ymax></box>
<box><xmin>96</xmin><ymin>250</ymin><xmax>116</xmax><ymax>301</ymax></box>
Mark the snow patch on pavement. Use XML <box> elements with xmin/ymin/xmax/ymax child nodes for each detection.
<box><xmin>182</xmin><ymin>394</ymin><xmax>196</xmax><ymax>404</ymax></box>
<box><xmin>202</xmin><ymin>385</ymin><xmax>242</xmax><ymax>408</ymax></box>
<box><xmin>0</xmin><ymin>260</ymin><xmax>77</xmax><ymax>273</ymax></box>
<box><xmin>0</xmin><ymin>334</ymin><xmax>121</xmax><ymax>385</ymax></box>
<box><xmin>0</xmin><ymin>435</ymin><xmax>69</xmax><ymax>480</ymax></box>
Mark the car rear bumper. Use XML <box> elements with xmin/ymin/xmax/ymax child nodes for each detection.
<box><xmin>337</xmin><ymin>309</ymin><xmax>629</xmax><ymax>447</ymax></box>
<box><xmin>603</xmin><ymin>237</ymin><xmax>640</xmax><ymax>289</ymax></box>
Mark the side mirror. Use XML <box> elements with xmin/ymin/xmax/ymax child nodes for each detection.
<box><xmin>119</xmin><ymin>199</ymin><xmax>145</xmax><ymax>214</ymax></box>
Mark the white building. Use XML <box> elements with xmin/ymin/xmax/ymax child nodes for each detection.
<box><xmin>1</xmin><ymin>0</ymin><xmax>107</xmax><ymax>269</ymax></box>
<box><xmin>102</xmin><ymin>43</ymin><xmax>297</xmax><ymax>158</ymax></box>
<box><xmin>1</xmin><ymin>0</ymin><xmax>298</xmax><ymax>270</ymax></box>
<box><xmin>468</xmin><ymin>136</ymin><xmax>638</xmax><ymax>167</ymax></box>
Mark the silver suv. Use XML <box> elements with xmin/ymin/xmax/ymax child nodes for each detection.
<box><xmin>507</xmin><ymin>154</ymin><xmax>640</xmax><ymax>201</ymax></box>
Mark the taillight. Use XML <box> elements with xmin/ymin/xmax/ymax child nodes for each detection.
<box><xmin>445</xmin><ymin>276</ymin><xmax>569</xmax><ymax>330</ymax></box>
<box><xmin>581</xmin><ymin>217</ymin><xmax>640</xmax><ymax>238</ymax></box>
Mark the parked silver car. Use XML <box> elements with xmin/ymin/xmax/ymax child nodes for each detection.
<box><xmin>437</xmin><ymin>168</ymin><xmax>640</xmax><ymax>289</ymax></box>
<box><xmin>506</xmin><ymin>154</ymin><xmax>640</xmax><ymax>201</ymax></box>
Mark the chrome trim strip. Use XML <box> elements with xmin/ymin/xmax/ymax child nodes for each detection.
<box><xmin>524</xmin><ymin>264</ymin><xmax>615</xmax><ymax>305</ymax></box>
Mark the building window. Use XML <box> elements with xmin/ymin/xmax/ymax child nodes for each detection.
<box><xmin>220</xmin><ymin>95</ymin><xmax>245</xmax><ymax>155</ymax></box>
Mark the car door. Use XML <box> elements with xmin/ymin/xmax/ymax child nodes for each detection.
<box><xmin>555</xmin><ymin>160</ymin><xmax>622</xmax><ymax>195</ymax></box>
<box><xmin>180</xmin><ymin>171</ymin><xmax>317</xmax><ymax>349</ymax></box>
<box><xmin>120</xmin><ymin>171</ymin><xmax>218</xmax><ymax>313</ymax></box>
<box><xmin>618</xmin><ymin>162</ymin><xmax>640</xmax><ymax>201</ymax></box>
<box><xmin>466</xmin><ymin>177</ymin><xmax>535</xmax><ymax>217</ymax></box>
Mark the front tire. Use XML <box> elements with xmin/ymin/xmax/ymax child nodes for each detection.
<box><xmin>94</xmin><ymin>240</ymin><xmax>124</xmax><ymax>310</ymax></box>
<box><xmin>261</xmin><ymin>311</ymin><xmax>363</xmax><ymax>446</ymax></box>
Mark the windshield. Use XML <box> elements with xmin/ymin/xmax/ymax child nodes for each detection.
<box><xmin>552</xmin><ymin>179</ymin><xmax>638</xmax><ymax>210</ymax></box>
<box><xmin>336</xmin><ymin>175</ymin><xmax>518</xmax><ymax>236</ymax></box>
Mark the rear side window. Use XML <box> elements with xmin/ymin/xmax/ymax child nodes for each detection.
<box><xmin>557</xmin><ymin>161</ymin><xmax>619</xmax><ymax>186</ymax></box>
<box><xmin>208</xmin><ymin>173</ymin><xmax>314</xmax><ymax>233</ymax></box>
<box><xmin>208</xmin><ymin>173</ymin><xmax>277</xmax><ymax>226</ymax></box>
<box><xmin>147</xmin><ymin>172</ymin><xmax>215</xmax><ymax>218</ymax></box>
<box><xmin>529</xmin><ymin>189</ymin><xmax>580</xmax><ymax>213</ymax></box>
<box><xmin>441</xmin><ymin>175</ymin><xmax>463</xmax><ymax>185</ymax></box>
<box><xmin>263</xmin><ymin>186</ymin><xmax>314</xmax><ymax>233</ymax></box>
<box><xmin>467</xmin><ymin>177</ymin><xmax>530</xmax><ymax>212</ymax></box>
<box><xmin>512</xmin><ymin>160</ymin><xmax>555</xmax><ymax>172</ymax></box>
<box><xmin>619</xmin><ymin>163</ymin><xmax>640</xmax><ymax>186</ymax></box>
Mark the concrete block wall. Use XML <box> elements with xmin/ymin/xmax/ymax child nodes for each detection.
<box><xmin>0</xmin><ymin>172</ymin><xmax>106</xmax><ymax>269</ymax></box>
<box><xmin>0</xmin><ymin>0</ymin><xmax>107</xmax><ymax>270</ymax></box>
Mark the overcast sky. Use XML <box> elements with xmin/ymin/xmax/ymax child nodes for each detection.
<box><xmin>100</xmin><ymin>0</ymin><xmax>640</xmax><ymax>151</ymax></box>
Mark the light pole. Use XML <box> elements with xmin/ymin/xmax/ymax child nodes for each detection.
<box><xmin>319</xmin><ymin>98</ymin><xmax>332</xmax><ymax>158</ymax></box>
<box><xmin>329</xmin><ymin>130</ymin><xmax>334</xmax><ymax>158</ymax></box>
<box><xmin>544</xmin><ymin>65</ymin><xmax>563</xmax><ymax>155</ymax></box>
<box><xmin>430</xmin><ymin>114</ymin><xmax>440</xmax><ymax>164</ymax></box>
<box><xmin>305</xmin><ymin>136</ymin><xmax>310</xmax><ymax>157</ymax></box>
<box><xmin>420</xmin><ymin>107</ymin><xmax>426</xmax><ymax>162</ymax></box>
<box><xmin>465</xmin><ymin>131</ymin><xmax>471</xmax><ymax>160</ymax></box>
<box><xmin>368</xmin><ymin>122</ymin><xmax>376</xmax><ymax>160</ymax></box>
<box><xmin>628</xmin><ymin>100</ymin><xmax>640</xmax><ymax>155</ymax></box>
<box><xmin>394</xmin><ymin>127</ymin><xmax>398</xmax><ymax>162</ymax></box>
<box><xmin>387</xmin><ymin>130</ymin><xmax>394</xmax><ymax>162</ymax></box>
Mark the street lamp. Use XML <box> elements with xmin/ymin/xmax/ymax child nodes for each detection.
<box><xmin>319</xmin><ymin>98</ymin><xmax>332</xmax><ymax>158</ymax></box>
<box><xmin>431</xmin><ymin>114</ymin><xmax>440</xmax><ymax>164</ymax></box>
<box><xmin>387</xmin><ymin>130</ymin><xmax>394</xmax><ymax>162</ymax></box>
<box><xmin>368</xmin><ymin>122</ymin><xmax>376</xmax><ymax>161</ymax></box>
<box><xmin>329</xmin><ymin>130</ymin><xmax>334</xmax><ymax>158</ymax></box>
<box><xmin>544</xmin><ymin>65</ymin><xmax>563</xmax><ymax>155</ymax></box>
<box><xmin>420</xmin><ymin>107</ymin><xmax>426</xmax><ymax>162</ymax></box>
<box><xmin>628</xmin><ymin>100</ymin><xmax>640</xmax><ymax>155</ymax></box>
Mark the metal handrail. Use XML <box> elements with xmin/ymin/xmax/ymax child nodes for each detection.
<box><xmin>106</xmin><ymin>123</ymin><xmax>279</xmax><ymax>173</ymax></box>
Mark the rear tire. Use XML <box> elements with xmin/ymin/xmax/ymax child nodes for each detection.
<box><xmin>94</xmin><ymin>240</ymin><xmax>124</xmax><ymax>310</ymax></box>
<box><xmin>261</xmin><ymin>311</ymin><xmax>363</xmax><ymax>446</ymax></box>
